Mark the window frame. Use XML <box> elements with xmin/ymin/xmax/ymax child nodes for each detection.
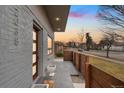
<box><xmin>32</xmin><ymin>27</ymin><xmax>39</xmax><ymax>80</ymax></box>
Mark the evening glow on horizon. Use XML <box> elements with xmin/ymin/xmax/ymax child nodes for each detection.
<box><xmin>55</xmin><ymin>5</ymin><xmax>103</xmax><ymax>43</ymax></box>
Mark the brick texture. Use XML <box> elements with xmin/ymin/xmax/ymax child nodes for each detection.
<box><xmin>0</xmin><ymin>5</ymin><xmax>54</xmax><ymax>88</ymax></box>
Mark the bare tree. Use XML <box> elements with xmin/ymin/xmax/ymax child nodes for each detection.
<box><xmin>104</xmin><ymin>33</ymin><xmax>114</xmax><ymax>57</ymax></box>
<box><xmin>98</xmin><ymin>5</ymin><xmax>124</xmax><ymax>41</ymax></box>
<box><xmin>98</xmin><ymin>5</ymin><xmax>124</xmax><ymax>57</ymax></box>
<box><xmin>98</xmin><ymin>5</ymin><xmax>124</xmax><ymax>29</ymax></box>
<box><xmin>77</xmin><ymin>29</ymin><xmax>84</xmax><ymax>43</ymax></box>
<box><xmin>99</xmin><ymin>29</ymin><xmax>119</xmax><ymax>57</ymax></box>
<box><xmin>77</xmin><ymin>29</ymin><xmax>85</xmax><ymax>50</ymax></box>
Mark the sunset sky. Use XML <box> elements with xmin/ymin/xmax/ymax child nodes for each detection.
<box><xmin>55</xmin><ymin>5</ymin><xmax>103</xmax><ymax>43</ymax></box>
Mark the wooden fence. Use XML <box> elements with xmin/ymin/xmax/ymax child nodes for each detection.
<box><xmin>64</xmin><ymin>49</ymin><xmax>124</xmax><ymax>88</ymax></box>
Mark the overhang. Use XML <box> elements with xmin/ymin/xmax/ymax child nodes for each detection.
<box><xmin>43</xmin><ymin>5</ymin><xmax>70</xmax><ymax>32</ymax></box>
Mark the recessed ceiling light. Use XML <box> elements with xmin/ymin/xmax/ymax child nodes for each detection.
<box><xmin>57</xmin><ymin>28</ymin><xmax>61</xmax><ymax>31</ymax></box>
<box><xmin>55</xmin><ymin>17</ymin><xmax>60</xmax><ymax>21</ymax></box>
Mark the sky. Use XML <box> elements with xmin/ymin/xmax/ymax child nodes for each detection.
<box><xmin>55</xmin><ymin>5</ymin><xmax>103</xmax><ymax>43</ymax></box>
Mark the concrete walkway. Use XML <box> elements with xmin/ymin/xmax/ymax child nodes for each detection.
<box><xmin>53</xmin><ymin>59</ymin><xmax>79</xmax><ymax>88</ymax></box>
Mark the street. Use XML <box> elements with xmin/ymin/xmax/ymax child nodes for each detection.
<box><xmin>84</xmin><ymin>50</ymin><xmax>124</xmax><ymax>62</ymax></box>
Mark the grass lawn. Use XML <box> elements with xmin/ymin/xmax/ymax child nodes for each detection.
<box><xmin>89</xmin><ymin>57</ymin><xmax>124</xmax><ymax>82</ymax></box>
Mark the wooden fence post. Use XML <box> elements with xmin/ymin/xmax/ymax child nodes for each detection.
<box><xmin>85</xmin><ymin>63</ymin><xmax>91</xmax><ymax>88</ymax></box>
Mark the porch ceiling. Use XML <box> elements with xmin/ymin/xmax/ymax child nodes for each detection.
<box><xmin>43</xmin><ymin>5</ymin><xmax>70</xmax><ymax>32</ymax></box>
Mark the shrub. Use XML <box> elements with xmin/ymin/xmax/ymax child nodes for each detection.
<box><xmin>55</xmin><ymin>52</ymin><xmax>63</xmax><ymax>57</ymax></box>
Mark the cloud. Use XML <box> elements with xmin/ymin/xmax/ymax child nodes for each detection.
<box><xmin>68</xmin><ymin>11</ymin><xmax>99</xmax><ymax>19</ymax></box>
<box><xmin>68</xmin><ymin>12</ymin><xmax>86</xmax><ymax>18</ymax></box>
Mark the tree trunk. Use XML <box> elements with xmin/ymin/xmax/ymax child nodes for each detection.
<box><xmin>106</xmin><ymin>47</ymin><xmax>110</xmax><ymax>58</ymax></box>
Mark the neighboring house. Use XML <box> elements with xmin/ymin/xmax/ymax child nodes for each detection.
<box><xmin>0</xmin><ymin>5</ymin><xmax>70</xmax><ymax>88</ymax></box>
<box><xmin>103</xmin><ymin>42</ymin><xmax>124</xmax><ymax>51</ymax></box>
<box><xmin>110</xmin><ymin>45</ymin><xmax>124</xmax><ymax>51</ymax></box>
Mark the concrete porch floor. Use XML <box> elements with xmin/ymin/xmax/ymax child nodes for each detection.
<box><xmin>53</xmin><ymin>58</ymin><xmax>85</xmax><ymax>88</ymax></box>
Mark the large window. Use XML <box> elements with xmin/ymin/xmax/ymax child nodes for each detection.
<box><xmin>48</xmin><ymin>36</ymin><xmax>53</xmax><ymax>55</ymax></box>
<box><xmin>32</xmin><ymin>28</ymin><xmax>39</xmax><ymax>80</ymax></box>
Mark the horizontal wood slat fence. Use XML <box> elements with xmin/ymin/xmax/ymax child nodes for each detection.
<box><xmin>64</xmin><ymin>49</ymin><xmax>124</xmax><ymax>88</ymax></box>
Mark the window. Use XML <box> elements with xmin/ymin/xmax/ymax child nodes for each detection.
<box><xmin>32</xmin><ymin>28</ymin><xmax>39</xmax><ymax>80</ymax></box>
<box><xmin>48</xmin><ymin>36</ymin><xmax>53</xmax><ymax>55</ymax></box>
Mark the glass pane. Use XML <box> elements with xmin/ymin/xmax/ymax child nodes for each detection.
<box><xmin>48</xmin><ymin>36</ymin><xmax>52</xmax><ymax>49</ymax></box>
<box><xmin>32</xmin><ymin>65</ymin><xmax>36</xmax><ymax>75</ymax></box>
<box><xmin>50</xmin><ymin>50</ymin><xmax>52</xmax><ymax>54</ymax></box>
<box><xmin>48</xmin><ymin>49</ymin><xmax>50</xmax><ymax>55</ymax></box>
<box><xmin>48</xmin><ymin>36</ymin><xmax>53</xmax><ymax>54</ymax></box>
<box><xmin>33</xmin><ymin>31</ymin><xmax>36</xmax><ymax>40</ymax></box>
<box><xmin>33</xmin><ymin>43</ymin><xmax>36</xmax><ymax>51</ymax></box>
<box><xmin>32</xmin><ymin>54</ymin><xmax>36</xmax><ymax>64</ymax></box>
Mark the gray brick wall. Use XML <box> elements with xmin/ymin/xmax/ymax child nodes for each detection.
<box><xmin>0</xmin><ymin>5</ymin><xmax>54</xmax><ymax>88</ymax></box>
<box><xmin>0</xmin><ymin>6</ymin><xmax>33</xmax><ymax>88</ymax></box>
